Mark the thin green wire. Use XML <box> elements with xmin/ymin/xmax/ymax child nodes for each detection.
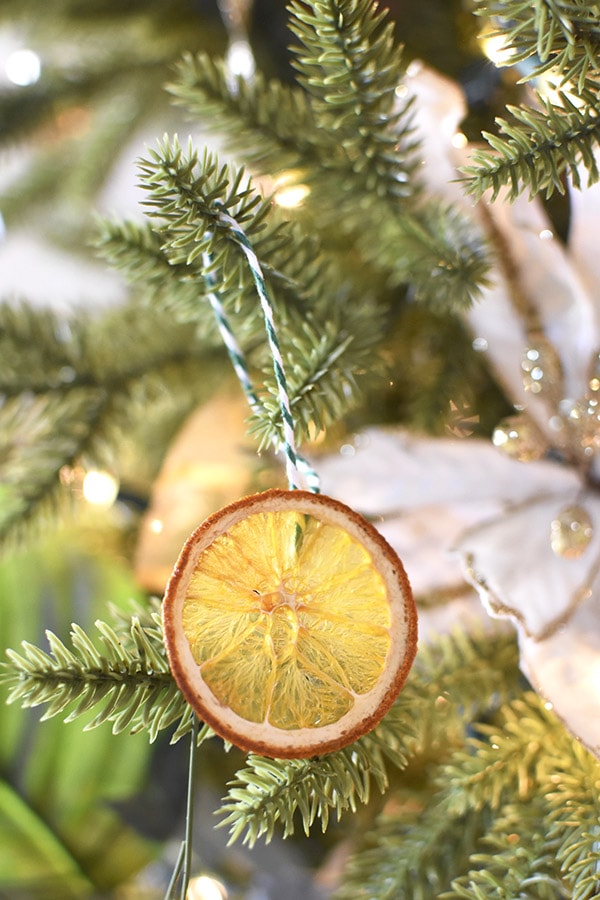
<box><xmin>165</xmin><ymin>713</ymin><xmax>199</xmax><ymax>900</ymax></box>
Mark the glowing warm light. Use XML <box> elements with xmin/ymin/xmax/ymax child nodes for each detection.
<box><xmin>149</xmin><ymin>518</ymin><xmax>164</xmax><ymax>534</ymax></box>
<box><xmin>5</xmin><ymin>48</ymin><xmax>41</xmax><ymax>86</ymax></box>
<box><xmin>272</xmin><ymin>170</ymin><xmax>311</xmax><ymax>208</ymax></box>
<box><xmin>492</xmin><ymin>425</ymin><xmax>514</xmax><ymax>449</ymax></box>
<box><xmin>275</xmin><ymin>183</ymin><xmax>310</xmax><ymax>208</ymax></box>
<box><xmin>451</xmin><ymin>132</ymin><xmax>468</xmax><ymax>149</ymax></box>
<box><xmin>82</xmin><ymin>470</ymin><xmax>119</xmax><ymax>507</ymax></box>
<box><xmin>226</xmin><ymin>40</ymin><xmax>255</xmax><ymax>80</ymax></box>
<box><xmin>187</xmin><ymin>874</ymin><xmax>228</xmax><ymax>900</ymax></box>
<box><xmin>536</xmin><ymin>73</ymin><xmax>583</xmax><ymax>109</ymax></box>
<box><xmin>539</xmin><ymin>229</ymin><xmax>554</xmax><ymax>241</ymax></box>
<box><xmin>481</xmin><ymin>34</ymin><xmax>515</xmax><ymax>67</ymax></box>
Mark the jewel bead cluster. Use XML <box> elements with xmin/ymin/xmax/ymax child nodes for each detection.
<box><xmin>490</xmin><ymin>342</ymin><xmax>600</xmax><ymax>559</ymax></box>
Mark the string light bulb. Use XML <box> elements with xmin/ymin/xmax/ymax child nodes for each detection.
<box><xmin>5</xmin><ymin>48</ymin><xmax>41</xmax><ymax>86</ymax></box>
<box><xmin>273</xmin><ymin>171</ymin><xmax>310</xmax><ymax>208</ymax></box>
<box><xmin>275</xmin><ymin>183</ymin><xmax>310</xmax><ymax>208</ymax></box>
<box><xmin>187</xmin><ymin>874</ymin><xmax>228</xmax><ymax>900</ymax></box>
<box><xmin>480</xmin><ymin>32</ymin><xmax>515</xmax><ymax>67</ymax></box>
<box><xmin>82</xmin><ymin>470</ymin><xmax>119</xmax><ymax>507</ymax></box>
<box><xmin>225</xmin><ymin>39</ymin><xmax>255</xmax><ymax>80</ymax></box>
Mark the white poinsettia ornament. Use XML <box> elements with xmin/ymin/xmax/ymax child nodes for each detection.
<box><xmin>454</xmin><ymin>170</ymin><xmax>600</xmax><ymax>758</ymax></box>
<box><xmin>318</xmin><ymin>66</ymin><xmax>600</xmax><ymax>757</ymax></box>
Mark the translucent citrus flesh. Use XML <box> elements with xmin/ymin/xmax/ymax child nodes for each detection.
<box><xmin>181</xmin><ymin>509</ymin><xmax>391</xmax><ymax>730</ymax></box>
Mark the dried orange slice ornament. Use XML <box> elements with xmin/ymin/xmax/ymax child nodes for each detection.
<box><xmin>162</xmin><ymin>489</ymin><xmax>417</xmax><ymax>758</ymax></box>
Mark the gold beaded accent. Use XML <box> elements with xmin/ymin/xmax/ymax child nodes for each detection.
<box><xmin>492</xmin><ymin>414</ymin><xmax>546</xmax><ymax>462</ymax></box>
<box><xmin>550</xmin><ymin>505</ymin><xmax>594</xmax><ymax>559</ymax></box>
<box><xmin>521</xmin><ymin>339</ymin><xmax>562</xmax><ymax>397</ymax></box>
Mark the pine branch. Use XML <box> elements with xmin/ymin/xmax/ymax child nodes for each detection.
<box><xmin>0</xmin><ymin>302</ymin><xmax>87</xmax><ymax>397</ymax></box>
<box><xmin>132</xmin><ymin>136</ymin><xmax>385</xmax><ymax>441</ymax></box>
<box><xmin>437</xmin><ymin>694</ymin><xmax>558</xmax><ymax>817</ymax></box>
<box><xmin>443</xmin><ymin>799</ymin><xmax>567</xmax><ymax>900</ymax></box>
<box><xmin>367</xmin><ymin>199</ymin><xmax>491</xmax><ymax>311</ymax></box>
<box><xmin>407</xmin><ymin>629</ymin><xmax>521</xmax><ymax>739</ymax></box>
<box><xmin>138</xmin><ymin>137</ymin><xmax>274</xmax><ymax>259</ymax></box>
<box><xmin>545</xmin><ymin>737</ymin><xmax>600</xmax><ymax>900</ymax></box>
<box><xmin>285</xmin><ymin>0</ymin><xmax>492</xmax><ymax>313</ymax></box>
<box><xmin>336</xmin><ymin>691</ymin><xmax>600</xmax><ymax>899</ymax></box>
<box><xmin>0</xmin><ymin>298</ymin><xmax>220</xmax><ymax>399</ymax></box>
<box><xmin>136</xmin><ymin>136</ymin><xmax>327</xmax><ymax>318</ymax></box>
<box><xmin>171</xmin><ymin>0</ymin><xmax>489</xmax><ymax>311</ymax></box>
<box><xmin>169</xmin><ymin>1</ymin><xmax>417</xmax><ymax>205</ymax></box>
<box><xmin>335</xmin><ymin>796</ymin><xmax>494</xmax><ymax>900</ymax></box>
<box><xmin>250</xmin><ymin>310</ymin><xmax>384</xmax><ymax>449</ymax></box>
<box><xmin>163</xmin><ymin>4</ymin><xmax>490</xmax><ymax>313</ymax></box>
<box><xmin>462</xmin><ymin>91</ymin><xmax>600</xmax><ymax>201</ymax></box>
<box><xmin>218</xmin><ymin>735</ymin><xmax>402</xmax><ymax>848</ymax></box>
<box><xmin>168</xmin><ymin>53</ymin><xmax>327</xmax><ymax>174</ymax></box>
<box><xmin>0</xmin><ymin>299</ymin><xmax>221</xmax><ymax>543</ymax></box>
<box><xmin>0</xmin><ymin>601</ymin><xmax>204</xmax><ymax>744</ymax></box>
<box><xmin>216</xmin><ymin>631</ymin><xmax>521</xmax><ymax>846</ymax></box>
<box><xmin>287</xmin><ymin>0</ymin><xmax>418</xmax><ymax>202</ymax></box>
<box><xmin>465</xmin><ymin>0</ymin><xmax>600</xmax><ymax>200</ymax></box>
<box><xmin>0</xmin><ymin>390</ymin><xmax>108</xmax><ymax>543</ymax></box>
<box><xmin>474</xmin><ymin>0</ymin><xmax>600</xmax><ymax>91</ymax></box>
<box><xmin>94</xmin><ymin>218</ymin><xmax>208</xmax><ymax>327</ymax></box>
<box><xmin>438</xmin><ymin>694</ymin><xmax>600</xmax><ymax>898</ymax></box>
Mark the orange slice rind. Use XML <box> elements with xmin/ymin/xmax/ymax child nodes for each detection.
<box><xmin>162</xmin><ymin>489</ymin><xmax>417</xmax><ymax>758</ymax></box>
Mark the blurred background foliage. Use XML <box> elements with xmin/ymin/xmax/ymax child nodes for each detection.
<box><xmin>0</xmin><ymin>0</ymin><xmax>510</xmax><ymax>246</ymax></box>
<box><xmin>0</xmin><ymin>529</ymin><xmax>160</xmax><ymax>897</ymax></box>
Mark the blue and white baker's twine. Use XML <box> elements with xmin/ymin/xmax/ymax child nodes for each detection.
<box><xmin>202</xmin><ymin>214</ymin><xmax>320</xmax><ymax>493</ymax></box>
<box><xmin>203</xmin><ymin>253</ymin><xmax>262</xmax><ymax>413</ymax></box>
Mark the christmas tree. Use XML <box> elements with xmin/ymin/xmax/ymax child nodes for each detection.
<box><xmin>2</xmin><ymin>1</ymin><xmax>600</xmax><ymax>897</ymax></box>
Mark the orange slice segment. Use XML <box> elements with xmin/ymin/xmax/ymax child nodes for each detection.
<box><xmin>162</xmin><ymin>489</ymin><xmax>417</xmax><ymax>758</ymax></box>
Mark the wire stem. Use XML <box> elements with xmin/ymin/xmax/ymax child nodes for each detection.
<box><xmin>180</xmin><ymin>713</ymin><xmax>199</xmax><ymax>899</ymax></box>
<box><xmin>164</xmin><ymin>842</ymin><xmax>185</xmax><ymax>900</ymax></box>
<box><xmin>164</xmin><ymin>712</ymin><xmax>199</xmax><ymax>900</ymax></box>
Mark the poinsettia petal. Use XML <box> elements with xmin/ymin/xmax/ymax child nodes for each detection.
<box><xmin>315</xmin><ymin>428</ymin><xmax>578</xmax><ymax>514</ymax></box>
<box><xmin>416</xmin><ymin>591</ymin><xmax>507</xmax><ymax>643</ymax></box>
<box><xmin>466</xmin><ymin>266</ymin><xmax>549</xmax><ymax>435</ymax></box>
<box><xmin>371</xmin><ymin>506</ymin><xmax>486</xmax><ymax>596</ymax></box>
<box><xmin>519</xmin><ymin>594</ymin><xmax>600</xmax><ymax>758</ymax></box>
<box><xmin>456</xmin><ymin>491</ymin><xmax>600</xmax><ymax>639</ymax></box>
<box><xmin>316</xmin><ymin>428</ymin><xmax>581</xmax><ymax>598</ymax></box>
<box><xmin>567</xmin><ymin>153</ymin><xmax>600</xmax><ymax>326</ymax></box>
<box><xmin>410</xmin><ymin>67</ymin><xmax>599</xmax><ymax>432</ymax></box>
<box><xmin>404</xmin><ymin>64</ymin><xmax>467</xmax><ymax>200</ymax></box>
<box><xmin>467</xmin><ymin>191</ymin><xmax>597</xmax><ymax>422</ymax></box>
